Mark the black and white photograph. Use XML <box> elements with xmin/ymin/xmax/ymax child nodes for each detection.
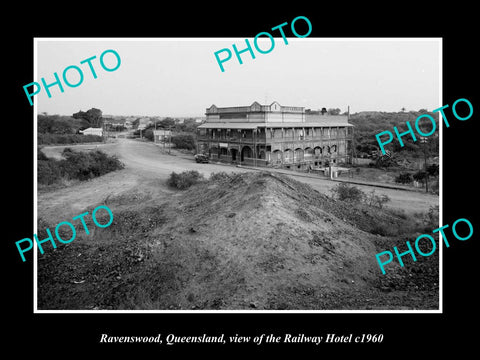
<box><xmin>31</xmin><ymin>38</ymin><xmax>441</xmax><ymax>311</ymax></box>
<box><xmin>5</xmin><ymin>6</ymin><xmax>478</xmax><ymax>355</ymax></box>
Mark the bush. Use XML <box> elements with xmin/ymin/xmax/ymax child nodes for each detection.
<box><xmin>395</xmin><ymin>172</ymin><xmax>413</xmax><ymax>184</ymax></box>
<box><xmin>38</xmin><ymin>133</ymin><xmax>103</xmax><ymax>145</ymax></box>
<box><xmin>60</xmin><ymin>149</ymin><xmax>124</xmax><ymax>180</ymax></box>
<box><xmin>143</xmin><ymin>129</ymin><xmax>154</xmax><ymax>141</ymax></box>
<box><xmin>330</xmin><ymin>183</ymin><xmax>365</xmax><ymax>202</ymax></box>
<box><xmin>38</xmin><ymin>160</ymin><xmax>62</xmax><ymax>185</ymax></box>
<box><xmin>171</xmin><ymin>134</ymin><xmax>195</xmax><ymax>150</ymax></box>
<box><xmin>331</xmin><ymin>183</ymin><xmax>391</xmax><ymax>209</ymax></box>
<box><xmin>167</xmin><ymin>170</ymin><xmax>204</xmax><ymax>189</ymax></box>
<box><xmin>364</xmin><ymin>190</ymin><xmax>391</xmax><ymax>209</ymax></box>
<box><xmin>413</xmin><ymin>170</ymin><xmax>428</xmax><ymax>182</ymax></box>
<box><xmin>37</xmin><ymin>149</ymin><xmax>124</xmax><ymax>185</ymax></box>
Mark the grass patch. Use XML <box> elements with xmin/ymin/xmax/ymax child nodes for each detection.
<box><xmin>167</xmin><ymin>170</ymin><xmax>204</xmax><ymax>190</ymax></box>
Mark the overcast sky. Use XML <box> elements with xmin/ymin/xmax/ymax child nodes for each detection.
<box><xmin>35</xmin><ymin>38</ymin><xmax>441</xmax><ymax>117</ymax></box>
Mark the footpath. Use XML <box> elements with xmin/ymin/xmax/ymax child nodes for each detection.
<box><xmin>233</xmin><ymin>164</ymin><xmax>419</xmax><ymax>192</ymax></box>
<box><xmin>154</xmin><ymin>143</ymin><xmax>421</xmax><ymax>192</ymax></box>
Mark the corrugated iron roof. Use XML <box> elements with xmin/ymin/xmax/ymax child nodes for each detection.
<box><xmin>197</xmin><ymin>122</ymin><xmax>353</xmax><ymax>129</ymax></box>
<box><xmin>263</xmin><ymin>122</ymin><xmax>354</xmax><ymax>128</ymax></box>
<box><xmin>197</xmin><ymin>123</ymin><xmax>262</xmax><ymax>129</ymax></box>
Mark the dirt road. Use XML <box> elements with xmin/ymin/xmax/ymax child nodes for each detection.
<box><xmin>37</xmin><ymin>139</ymin><xmax>439</xmax><ymax>310</ymax></box>
<box><xmin>38</xmin><ymin>139</ymin><xmax>438</xmax><ymax>223</ymax></box>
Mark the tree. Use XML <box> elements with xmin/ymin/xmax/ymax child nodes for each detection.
<box><xmin>158</xmin><ymin>117</ymin><xmax>176</xmax><ymax>128</ymax></box>
<box><xmin>144</xmin><ymin>128</ymin><xmax>154</xmax><ymax>141</ymax></box>
<box><xmin>38</xmin><ymin>114</ymin><xmax>75</xmax><ymax>134</ymax></box>
<box><xmin>51</xmin><ymin>119</ymin><xmax>74</xmax><ymax>134</ymax></box>
<box><xmin>327</xmin><ymin>108</ymin><xmax>341</xmax><ymax>115</ymax></box>
<box><xmin>175</xmin><ymin>118</ymin><xmax>201</xmax><ymax>133</ymax></box>
<box><xmin>73</xmin><ymin>108</ymin><xmax>103</xmax><ymax>128</ymax></box>
<box><xmin>171</xmin><ymin>134</ymin><xmax>195</xmax><ymax>150</ymax></box>
<box><xmin>38</xmin><ymin>115</ymin><xmax>55</xmax><ymax>133</ymax></box>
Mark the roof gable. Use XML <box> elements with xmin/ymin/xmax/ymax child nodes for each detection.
<box><xmin>207</xmin><ymin>104</ymin><xmax>218</xmax><ymax>113</ymax></box>
<box><xmin>270</xmin><ymin>101</ymin><xmax>282</xmax><ymax>111</ymax></box>
<box><xmin>250</xmin><ymin>101</ymin><xmax>262</xmax><ymax>111</ymax></box>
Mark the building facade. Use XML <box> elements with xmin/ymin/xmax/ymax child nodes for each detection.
<box><xmin>79</xmin><ymin>127</ymin><xmax>103</xmax><ymax>137</ymax></box>
<box><xmin>196</xmin><ymin>101</ymin><xmax>354</xmax><ymax>169</ymax></box>
<box><xmin>153</xmin><ymin>129</ymin><xmax>171</xmax><ymax>142</ymax></box>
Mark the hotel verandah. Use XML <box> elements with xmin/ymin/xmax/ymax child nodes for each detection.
<box><xmin>196</xmin><ymin>101</ymin><xmax>354</xmax><ymax>170</ymax></box>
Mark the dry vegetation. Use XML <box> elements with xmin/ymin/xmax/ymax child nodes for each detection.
<box><xmin>37</xmin><ymin>171</ymin><xmax>438</xmax><ymax>310</ymax></box>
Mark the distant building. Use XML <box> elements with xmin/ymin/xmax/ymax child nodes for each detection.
<box><xmin>196</xmin><ymin>101</ymin><xmax>353</xmax><ymax>169</ymax></box>
<box><xmin>153</xmin><ymin>129</ymin><xmax>171</xmax><ymax>142</ymax></box>
<box><xmin>137</xmin><ymin>117</ymin><xmax>152</xmax><ymax>130</ymax></box>
<box><xmin>79</xmin><ymin>127</ymin><xmax>103</xmax><ymax>137</ymax></box>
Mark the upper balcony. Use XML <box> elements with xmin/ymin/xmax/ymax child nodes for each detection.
<box><xmin>196</xmin><ymin>126</ymin><xmax>353</xmax><ymax>143</ymax></box>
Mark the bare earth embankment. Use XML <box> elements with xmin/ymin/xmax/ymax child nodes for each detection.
<box><xmin>37</xmin><ymin>139</ymin><xmax>439</xmax><ymax>310</ymax></box>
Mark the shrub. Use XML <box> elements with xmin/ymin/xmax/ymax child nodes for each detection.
<box><xmin>364</xmin><ymin>190</ymin><xmax>391</xmax><ymax>209</ymax></box>
<box><xmin>38</xmin><ymin>160</ymin><xmax>62</xmax><ymax>185</ymax></box>
<box><xmin>60</xmin><ymin>150</ymin><xmax>123</xmax><ymax>181</ymax></box>
<box><xmin>413</xmin><ymin>170</ymin><xmax>428</xmax><ymax>182</ymax></box>
<box><xmin>330</xmin><ymin>183</ymin><xmax>365</xmax><ymax>202</ymax></box>
<box><xmin>38</xmin><ymin>133</ymin><xmax>103</xmax><ymax>145</ymax></box>
<box><xmin>37</xmin><ymin>149</ymin><xmax>124</xmax><ymax>185</ymax></box>
<box><xmin>143</xmin><ymin>129</ymin><xmax>154</xmax><ymax>141</ymax></box>
<box><xmin>167</xmin><ymin>170</ymin><xmax>204</xmax><ymax>190</ymax></box>
<box><xmin>395</xmin><ymin>172</ymin><xmax>413</xmax><ymax>184</ymax></box>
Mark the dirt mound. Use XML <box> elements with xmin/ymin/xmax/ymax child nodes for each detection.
<box><xmin>165</xmin><ymin>172</ymin><xmax>379</xmax><ymax>306</ymax></box>
<box><xmin>37</xmin><ymin>171</ymin><xmax>438</xmax><ymax>310</ymax></box>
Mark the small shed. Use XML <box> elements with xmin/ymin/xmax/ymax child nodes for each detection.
<box><xmin>153</xmin><ymin>129</ymin><xmax>171</xmax><ymax>142</ymax></box>
<box><xmin>80</xmin><ymin>127</ymin><xmax>103</xmax><ymax>136</ymax></box>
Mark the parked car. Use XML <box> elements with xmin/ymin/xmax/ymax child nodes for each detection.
<box><xmin>195</xmin><ymin>154</ymin><xmax>209</xmax><ymax>163</ymax></box>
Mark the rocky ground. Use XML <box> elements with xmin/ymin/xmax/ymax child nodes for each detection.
<box><xmin>37</xmin><ymin>170</ymin><xmax>439</xmax><ymax>310</ymax></box>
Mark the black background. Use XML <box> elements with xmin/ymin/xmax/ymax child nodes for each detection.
<box><xmin>5</xmin><ymin>4</ymin><xmax>477</xmax><ymax>356</ymax></box>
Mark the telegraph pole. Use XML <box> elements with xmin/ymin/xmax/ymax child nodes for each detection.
<box><xmin>420</xmin><ymin>136</ymin><xmax>429</xmax><ymax>193</ymax></box>
<box><xmin>168</xmin><ymin>126</ymin><xmax>172</xmax><ymax>154</ymax></box>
